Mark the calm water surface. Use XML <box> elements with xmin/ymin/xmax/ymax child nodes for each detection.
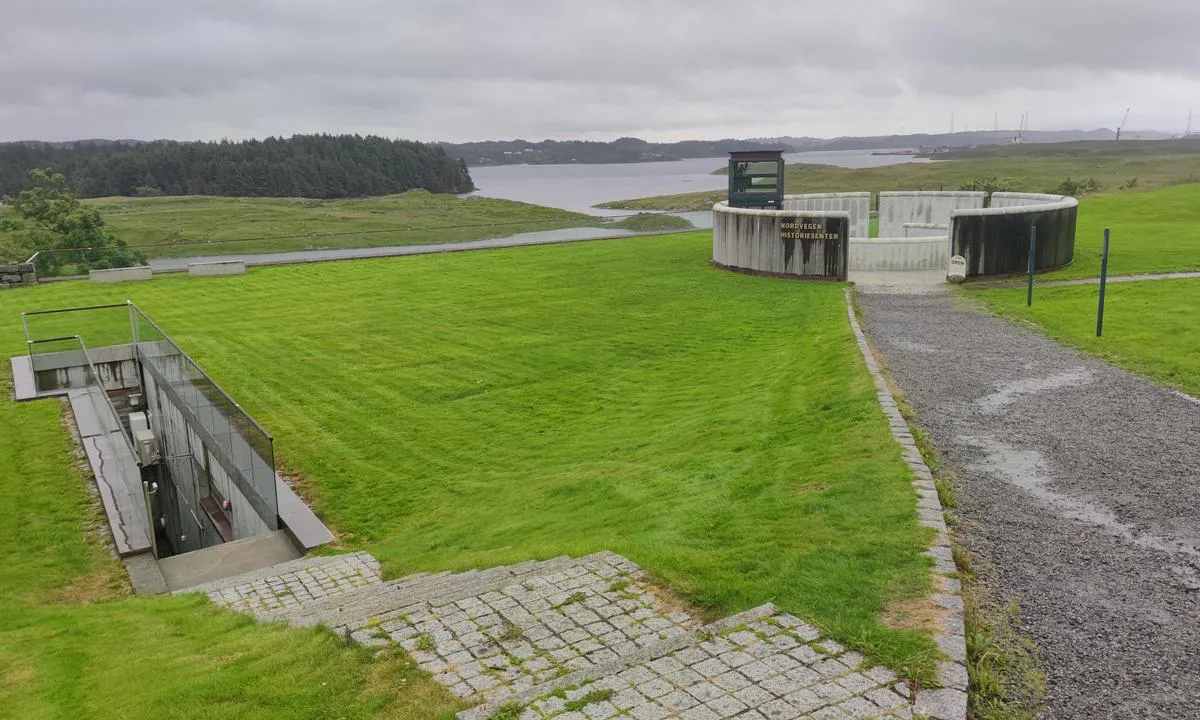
<box><xmin>467</xmin><ymin>149</ymin><xmax>929</xmax><ymax>216</ymax></box>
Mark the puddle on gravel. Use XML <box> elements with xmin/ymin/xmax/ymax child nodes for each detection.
<box><xmin>975</xmin><ymin>367</ymin><xmax>1095</xmax><ymax>413</ymax></box>
<box><xmin>959</xmin><ymin>434</ymin><xmax>1200</xmax><ymax>563</ymax></box>
<box><xmin>893</xmin><ymin>339</ymin><xmax>938</xmax><ymax>353</ymax></box>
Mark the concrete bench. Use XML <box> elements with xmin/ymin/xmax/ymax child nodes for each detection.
<box><xmin>188</xmin><ymin>260</ymin><xmax>246</xmax><ymax>277</ymax></box>
<box><xmin>90</xmin><ymin>266</ymin><xmax>153</xmax><ymax>284</ymax></box>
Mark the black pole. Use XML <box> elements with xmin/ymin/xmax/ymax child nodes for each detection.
<box><xmin>1026</xmin><ymin>224</ymin><xmax>1037</xmax><ymax>306</ymax></box>
<box><xmin>1097</xmin><ymin>227</ymin><xmax>1111</xmax><ymax>337</ymax></box>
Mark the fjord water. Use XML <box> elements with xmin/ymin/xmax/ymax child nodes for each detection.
<box><xmin>467</xmin><ymin>149</ymin><xmax>929</xmax><ymax>215</ymax></box>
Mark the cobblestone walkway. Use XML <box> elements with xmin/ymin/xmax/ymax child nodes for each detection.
<box><xmin>199</xmin><ymin>551</ymin><xmax>926</xmax><ymax>719</ymax></box>
<box><xmin>183</xmin><ymin>551</ymin><xmax>382</xmax><ymax>612</ymax></box>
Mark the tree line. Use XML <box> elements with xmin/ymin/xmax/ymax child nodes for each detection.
<box><xmin>0</xmin><ymin>135</ymin><xmax>475</xmax><ymax>199</ymax></box>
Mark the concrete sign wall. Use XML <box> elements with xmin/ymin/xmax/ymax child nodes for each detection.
<box><xmin>713</xmin><ymin>202</ymin><xmax>849</xmax><ymax>280</ymax></box>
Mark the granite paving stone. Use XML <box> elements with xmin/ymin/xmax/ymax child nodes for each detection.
<box><xmin>209</xmin><ymin>551</ymin><xmax>919</xmax><ymax>719</ymax></box>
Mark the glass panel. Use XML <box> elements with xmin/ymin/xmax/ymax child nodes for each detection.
<box><xmin>742</xmin><ymin>161</ymin><xmax>779</xmax><ymax>175</ymax></box>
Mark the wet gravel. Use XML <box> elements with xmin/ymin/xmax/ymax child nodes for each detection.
<box><xmin>858</xmin><ymin>291</ymin><xmax>1200</xmax><ymax>720</ymax></box>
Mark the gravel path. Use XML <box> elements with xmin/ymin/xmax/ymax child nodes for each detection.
<box><xmin>857</xmin><ymin>290</ymin><xmax>1200</xmax><ymax>720</ymax></box>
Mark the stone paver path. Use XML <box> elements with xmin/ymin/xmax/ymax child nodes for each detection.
<box><xmin>182</xmin><ymin>551</ymin><xmax>382</xmax><ymax>612</ymax></box>
<box><xmin>199</xmin><ymin>551</ymin><xmax>922</xmax><ymax>719</ymax></box>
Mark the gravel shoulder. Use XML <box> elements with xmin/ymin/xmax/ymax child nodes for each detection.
<box><xmin>857</xmin><ymin>290</ymin><xmax>1200</xmax><ymax>720</ymax></box>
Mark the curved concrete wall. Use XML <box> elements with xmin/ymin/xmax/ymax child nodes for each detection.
<box><xmin>712</xmin><ymin>202</ymin><xmax>849</xmax><ymax>279</ymax></box>
<box><xmin>878</xmin><ymin>191</ymin><xmax>986</xmax><ymax>238</ymax></box>
<box><xmin>987</xmin><ymin>191</ymin><xmax>1064</xmax><ymax>208</ymax></box>
<box><xmin>950</xmin><ymin>193</ymin><xmax>1078</xmax><ymax>276</ymax></box>
<box><xmin>781</xmin><ymin>192</ymin><xmax>870</xmax><ymax>239</ymax></box>
<box><xmin>849</xmin><ymin>236</ymin><xmax>950</xmax><ymax>272</ymax></box>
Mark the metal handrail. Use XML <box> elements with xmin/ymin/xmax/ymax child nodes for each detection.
<box><xmin>21</xmin><ymin>303</ymin><xmax>133</xmax><ymax>345</ymax></box>
<box><xmin>128</xmin><ymin>305</ymin><xmax>275</xmax><ymax>441</ymax></box>
<box><xmin>26</xmin><ymin>334</ymin><xmax>139</xmax><ymax>463</ymax></box>
<box><xmin>80</xmin><ymin>338</ymin><xmax>140</xmax><ymax>463</ymax></box>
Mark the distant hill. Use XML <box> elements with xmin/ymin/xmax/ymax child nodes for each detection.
<box><xmin>765</xmin><ymin>128</ymin><xmax>1175</xmax><ymax>151</ymax></box>
<box><xmin>0</xmin><ymin>135</ymin><xmax>474</xmax><ymax>199</ymax></box>
<box><xmin>439</xmin><ymin>137</ymin><xmax>794</xmax><ymax>166</ymax></box>
<box><xmin>441</xmin><ymin>129</ymin><xmax>1180</xmax><ymax>167</ymax></box>
<box><xmin>927</xmin><ymin>137</ymin><xmax>1200</xmax><ymax>160</ymax></box>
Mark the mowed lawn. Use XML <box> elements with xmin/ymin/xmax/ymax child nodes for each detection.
<box><xmin>978</xmin><ymin>278</ymin><xmax>1200</xmax><ymax>397</ymax></box>
<box><xmin>0</xmin><ymin>232</ymin><xmax>935</xmax><ymax>716</ymax></box>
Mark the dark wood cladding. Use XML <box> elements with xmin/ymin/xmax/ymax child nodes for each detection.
<box><xmin>951</xmin><ymin>204</ymin><xmax>1077</xmax><ymax>277</ymax></box>
<box><xmin>713</xmin><ymin>208</ymin><xmax>848</xmax><ymax>280</ymax></box>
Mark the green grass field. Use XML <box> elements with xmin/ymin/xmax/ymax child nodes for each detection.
<box><xmin>601</xmin><ymin>151</ymin><xmax>1200</xmax><ymax>211</ymax></box>
<box><xmin>1</xmin><ymin>232</ymin><xmax>935</xmax><ymax>717</ymax></box>
<box><xmin>80</xmin><ymin>191</ymin><xmax>592</xmax><ymax>258</ymax></box>
<box><xmin>976</xmin><ymin>279</ymin><xmax>1200</xmax><ymax>396</ymax></box>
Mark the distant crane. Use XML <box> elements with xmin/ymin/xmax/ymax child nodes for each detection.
<box><xmin>1115</xmin><ymin>108</ymin><xmax>1130</xmax><ymax>142</ymax></box>
<box><xmin>1012</xmin><ymin>112</ymin><xmax>1028</xmax><ymax>144</ymax></box>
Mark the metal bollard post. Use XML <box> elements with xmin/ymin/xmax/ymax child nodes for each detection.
<box><xmin>1097</xmin><ymin>227</ymin><xmax>1111</xmax><ymax>337</ymax></box>
<box><xmin>1026</xmin><ymin>224</ymin><xmax>1037</xmax><ymax>307</ymax></box>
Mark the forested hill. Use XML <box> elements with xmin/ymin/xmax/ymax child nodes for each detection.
<box><xmin>0</xmin><ymin>135</ymin><xmax>475</xmax><ymax>199</ymax></box>
<box><xmin>440</xmin><ymin>137</ymin><xmax>794</xmax><ymax>166</ymax></box>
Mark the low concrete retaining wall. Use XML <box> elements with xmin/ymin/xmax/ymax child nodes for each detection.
<box><xmin>90</xmin><ymin>266</ymin><xmax>153</xmax><ymax>284</ymax></box>
<box><xmin>188</xmin><ymin>260</ymin><xmax>246</xmax><ymax>277</ymax></box>
<box><xmin>849</xmin><ymin>236</ymin><xmax>950</xmax><ymax>272</ymax></box>
<box><xmin>782</xmin><ymin>192</ymin><xmax>870</xmax><ymax>239</ymax></box>
<box><xmin>31</xmin><ymin>344</ymin><xmax>139</xmax><ymax>393</ymax></box>
<box><xmin>0</xmin><ymin>261</ymin><xmax>37</xmax><ymax>289</ymax></box>
<box><xmin>713</xmin><ymin>202</ymin><xmax>849</xmax><ymax>280</ymax></box>
<box><xmin>879</xmin><ymin>191</ymin><xmax>986</xmax><ymax>238</ymax></box>
<box><xmin>951</xmin><ymin>193</ymin><xmax>1078</xmax><ymax>277</ymax></box>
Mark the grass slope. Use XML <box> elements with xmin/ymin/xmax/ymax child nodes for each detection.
<box><xmin>601</xmin><ymin>153</ymin><xmax>1200</xmax><ymax>211</ymax></box>
<box><xmin>10</xmin><ymin>191</ymin><xmax>589</xmax><ymax>260</ymax></box>
<box><xmin>1048</xmin><ymin>184</ymin><xmax>1200</xmax><ymax>278</ymax></box>
<box><xmin>975</xmin><ymin>278</ymin><xmax>1200</xmax><ymax>396</ymax></box>
<box><xmin>1</xmin><ymin>232</ymin><xmax>937</xmax><ymax>713</ymax></box>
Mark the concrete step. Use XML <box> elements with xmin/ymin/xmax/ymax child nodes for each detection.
<box><xmin>190</xmin><ymin>550</ymin><xmax>383</xmax><ymax>615</ymax></box>
<box><xmin>269</xmin><ymin>553</ymin><xmax>591</xmax><ymax>631</ymax></box>
<box><xmin>344</xmin><ymin>551</ymin><xmax>915</xmax><ymax>719</ymax></box>
<box><xmin>161</xmin><ymin>530</ymin><xmax>302</xmax><ymax>592</ymax></box>
<box><xmin>207</xmin><ymin>549</ymin><xmax>923</xmax><ymax>718</ymax></box>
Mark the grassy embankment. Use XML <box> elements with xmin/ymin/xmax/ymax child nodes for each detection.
<box><xmin>1</xmin><ymin>191</ymin><xmax>691</xmax><ymax>265</ymax></box>
<box><xmin>1043</xmin><ymin>184</ymin><xmax>1200</xmax><ymax>279</ymax></box>
<box><xmin>1</xmin><ymin>232</ymin><xmax>937</xmax><ymax>717</ymax></box>
<box><xmin>599</xmin><ymin>141</ymin><xmax>1200</xmax><ymax>211</ymax></box>
<box><xmin>86</xmin><ymin>191</ymin><xmax>590</xmax><ymax>258</ymax></box>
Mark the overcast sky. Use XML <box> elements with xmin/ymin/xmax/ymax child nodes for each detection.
<box><xmin>3</xmin><ymin>0</ymin><xmax>1199</xmax><ymax>143</ymax></box>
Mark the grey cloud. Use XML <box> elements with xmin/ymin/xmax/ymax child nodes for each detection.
<box><xmin>1</xmin><ymin>0</ymin><xmax>1198</xmax><ymax>142</ymax></box>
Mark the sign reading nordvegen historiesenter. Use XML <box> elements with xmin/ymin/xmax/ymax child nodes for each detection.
<box><xmin>780</xmin><ymin>218</ymin><xmax>842</xmax><ymax>242</ymax></box>
<box><xmin>778</xmin><ymin>216</ymin><xmax>849</xmax><ymax>279</ymax></box>
<box><xmin>711</xmin><ymin>204</ymin><xmax>849</xmax><ymax>280</ymax></box>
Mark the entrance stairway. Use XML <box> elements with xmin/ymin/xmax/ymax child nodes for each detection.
<box><xmin>190</xmin><ymin>552</ymin><xmax>931</xmax><ymax>719</ymax></box>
